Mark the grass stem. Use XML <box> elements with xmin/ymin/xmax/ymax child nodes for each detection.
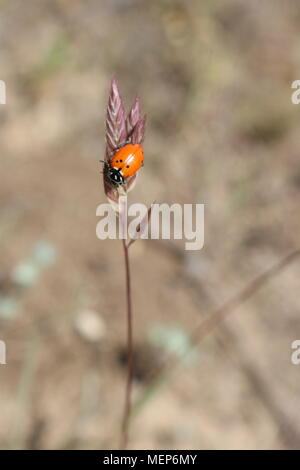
<box><xmin>120</xmin><ymin>239</ymin><xmax>133</xmax><ymax>449</ymax></box>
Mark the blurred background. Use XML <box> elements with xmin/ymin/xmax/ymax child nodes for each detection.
<box><xmin>1</xmin><ymin>0</ymin><xmax>300</xmax><ymax>450</ymax></box>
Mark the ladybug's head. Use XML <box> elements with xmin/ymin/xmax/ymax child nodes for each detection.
<box><xmin>108</xmin><ymin>166</ymin><xmax>125</xmax><ymax>186</ymax></box>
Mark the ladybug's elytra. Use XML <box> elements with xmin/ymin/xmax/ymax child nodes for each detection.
<box><xmin>107</xmin><ymin>143</ymin><xmax>144</xmax><ymax>186</ymax></box>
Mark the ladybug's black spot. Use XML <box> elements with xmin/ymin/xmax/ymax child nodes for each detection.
<box><xmin>126</xmin><ymin>165</ymin><xmax>130</xmax><ymax>168</ymax></box>
<box><xmin>115</xmin><ymin>160</ymin><xmax>119</xmax><ymax>163</ymax></box>
<box><xmin>120</xmin><ymin>159</ymin><xmax>123</xmax><ymax>162</ymax></box>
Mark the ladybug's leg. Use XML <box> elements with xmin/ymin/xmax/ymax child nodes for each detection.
<box><xmin>99</xmin><ymin>160</ymin><xmax>110</xmax><ymax>172</ymax></box>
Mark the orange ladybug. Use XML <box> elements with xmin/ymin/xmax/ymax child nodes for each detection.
<box><xmin>107</xmin><ymin>144</ymin><xmax>144</xmax><ymax>186</ymax></box>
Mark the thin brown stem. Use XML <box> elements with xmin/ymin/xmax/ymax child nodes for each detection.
<box><xmin>120</xmin><ymin>238</ymin><xmax>133</xmax><ymax>449</ymax></box>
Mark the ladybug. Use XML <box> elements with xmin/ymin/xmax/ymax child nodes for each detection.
<box><xmin>106</xmin><ymin>143</ymin><xmax>144</xmax><ymax>186</ymax></box>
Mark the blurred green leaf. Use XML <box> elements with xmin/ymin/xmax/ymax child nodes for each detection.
<box><xmin>11</xmin><ymin>241</ymin><xmax>57</xmax><ymax>288</ymax></box>
<box><xmin>33</xmin><ymin>37</ymin><xmax>70</xmax><ymax>81</ymax></box>
<box><xmin>31</xmin><ymin>241</ymin><xmax>57</xmax><ymax>268</ymax></box>
<box><xmin>11</xmin><ymin>262</ymin><xmax>40</xmax><ymax>288</ymax></box>
<box><xmin>148</xmin><ymin>324</ymin><xmax>198</xmax><ymax>365</ymax></box>
<box><xmin>0</xmin><ymin>297</ymin><xmax>20</xmax><ymax>319</ymax></box>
